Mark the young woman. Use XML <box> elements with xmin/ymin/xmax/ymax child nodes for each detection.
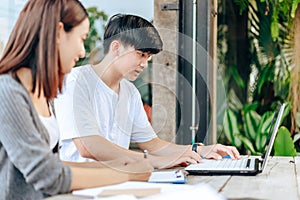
<box><xmin>0</xmin><ymin>1</ymin><xmax>152</xmax><ymax>199</ymax></box>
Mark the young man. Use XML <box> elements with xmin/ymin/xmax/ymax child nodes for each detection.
<box><xmin>54</xmin><ymin>14</ymin><xmax>240</xmax><ymax>169</ymax></box>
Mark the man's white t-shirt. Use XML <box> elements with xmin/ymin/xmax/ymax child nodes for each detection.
<box><xmin>54</xmin><ymin>65</ymin><xmax>157</xmax><ymax>162</ymax></box>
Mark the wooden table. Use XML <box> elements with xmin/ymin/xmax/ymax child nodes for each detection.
<box><xmin>187</xmin><ymin>156</ymin><xmax>300</xmax><ymax>200</ymax></box>
<box><xmin>47</xmin><ymin>156</ymin><xmax>300</xmax><ymax>200</ymax></box>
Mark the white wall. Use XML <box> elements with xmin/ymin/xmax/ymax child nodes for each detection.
<box><xmin>0</xmin><ymin>0</ymin><xmax>27</xmax><ymax>54</ymax></box>
<box><xmin>0</xmin><ymin>0</ymin><xmax>154</xmax><ymax>56</ymax></box>
<box><xmin>80</xmin><ymin>0</ymin><xmax>153</xmax><ymax>21</ymax></box>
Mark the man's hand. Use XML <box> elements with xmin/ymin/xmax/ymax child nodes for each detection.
<box><xmin>198</xmin><ymin>144</ymin><xmax>241</xmax><ymax>160</ymax></box>
<box><xmin>149</xmin><ymin>145</ymin><xmax>202</xmax><ymax>169</ymax></box>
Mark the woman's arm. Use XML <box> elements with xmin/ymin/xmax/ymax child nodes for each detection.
<box><xmin>70</xmin><ymin>167</ymin><xmax>127</xmax><ymax>190</ymax></box>
<box><xmin>72</xmin><ymin>135</ymin><xmax>143</xmax><ymax>161</ymax></box>
<box><xmin>68</xmin><ymin>159</ymin><xmax>153</xmax><ymax>190</ymax></box>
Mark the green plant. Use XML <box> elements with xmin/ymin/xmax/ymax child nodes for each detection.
<box><xmin>217</xmin><ymin>0</ymin><xmax>297</xmax><ymax>154</ymax></box>
<box><xmin>236</xmin><ymin>0</ymin><xmax>299</xmax><ymax>41</ymax></box>
<box><xmin>224</xmin><ymin>103</ymin><xmax>274</xmax><ymax>155</ymax></box>
<box><xmin>76</xmin><ymin>7</ymin><xmax>108</xmax><ymax>66</ymax></box>
<box><xmin>223</xmin><ymin>102</ymin><xmax>296</xmax><ymax>155</ymax></box>
<box><xmin>224</xmin><ymin>103</ymin><xmax>297</xmax><ymax>156</ymax></box>
<box><xmin>274</xmin><ymin>126</ymin><xmax>297</xmax><ymax>156</ymax></box>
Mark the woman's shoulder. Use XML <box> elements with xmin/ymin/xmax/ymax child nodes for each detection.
<box><xmin>0</xmin><ymin>74</ymin><xmax>29</xmax><ymax>104</ymax></box>
<box><xmin>0</xmin><ymin>74</ymin><xmax>26</xmax><ymax>94</ymax></box>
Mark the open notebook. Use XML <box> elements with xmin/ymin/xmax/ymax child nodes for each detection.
<box><xmin>185</xmin><ymin>103</ymin><xmax>286</xmax><ymax>175</ymax></box>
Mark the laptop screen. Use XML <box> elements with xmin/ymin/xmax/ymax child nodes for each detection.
<box><xmin>260</xmin><ymin>103</ymin><xmax>285</xmax><ymax>171</ymax></box>
<box><xmin>260</xmin><ymin>105</ymin><xmax>280</xmax><ymax>159</ymax></box>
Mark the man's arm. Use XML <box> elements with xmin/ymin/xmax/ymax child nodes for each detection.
<box><xmin>73</xmin><ymin>135</ymin><xmax>240</xmax><ymax>169</ymax></box>
<box><xmin>137</xmin><ymin>138</ymin><xmax>201</xmax><ymax>168</ymax></box>
<box><xmin>72</xmin><ymin>135</ymin><xmax>197</xmax><ymax>169</ymax></box>
<box><xmin>137</xmin><ymin>137</ymin><xmax>241</xmax><ymax>168</ymax></box>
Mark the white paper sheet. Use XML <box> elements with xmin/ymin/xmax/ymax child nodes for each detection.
<box><xmin>73</xmin><ymin>181</ymin><xmax>225</xmax><ymax>200</ymax></box>
<box><xmin>72</xmin><ymin>181</ymin><xmax>192</xmax><ymax>198</ymax></box>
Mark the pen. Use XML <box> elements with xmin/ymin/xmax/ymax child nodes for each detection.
<box><xmin>143</xmin><ymin>150</ymin><xmax>148</xmax><ymax>159</ymax></box>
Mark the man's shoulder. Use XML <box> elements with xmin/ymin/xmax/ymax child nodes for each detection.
<box><xmin>121</xmin><ymin>79</ymin><xmax>138</xmax><ymax>91</ymax></box>
<box><xmin>120</xmin><ymin>79</ymin><xmax>141</xmax><ymax>102</ymax></box>
<box><xmin>67</xmin><ymin>64</ymin><xmax>92</xmax><ymax>79</ymax></box>
<box><xmin>64</xmin><ymin>64</ymin><xmax>98</xmax><ymax>88</ymax></box>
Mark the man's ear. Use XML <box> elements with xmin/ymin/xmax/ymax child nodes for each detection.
<box><xmin>57</xmin><ymin>22</ymin><xmax>64</xmax><ymax>44</ymax></box>
<box><xmin>110</xmin><ymin>40</ymin><xmax>121</xmax><ymax>56</ymax></box>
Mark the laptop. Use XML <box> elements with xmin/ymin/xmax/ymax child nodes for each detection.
<box><xmin>185</xmin><ymin>103</ymin><xmax>286</xmax><ymax>175</ymax></box>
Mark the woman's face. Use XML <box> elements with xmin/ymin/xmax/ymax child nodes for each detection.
<box><xmin>58</xmin><ymin>18</ymin><xmax>90</xmax><ymax>74</ymax></box>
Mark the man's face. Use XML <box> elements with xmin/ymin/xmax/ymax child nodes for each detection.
<box><xmin>116</xmin><ymin>45</ymin><xmax>152</xmax><ymax>81</ymax></box>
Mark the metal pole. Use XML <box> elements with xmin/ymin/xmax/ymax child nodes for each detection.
<box><xmin>190</xmin><ymin>0</ymin><xmax>198</xmax><ymax>144</ymax></box>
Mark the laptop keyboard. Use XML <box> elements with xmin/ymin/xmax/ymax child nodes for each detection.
<box><xmin>189</xmin><ymin>158</ymin><xmax>252</xmax><ymax>169</ymax></box>
<box><xmin>214</xmin><ymin>158</ymin><xmax>248</xmax><ymax>169</ymax></box>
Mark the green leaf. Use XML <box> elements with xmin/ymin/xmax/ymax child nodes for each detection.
<box><xmin>291</xmin><ymin>0</ymin><xmax>300</xmax><ymax>18</ymax></box>
<box><xmin>256</xmin><ymin>132</ymin><xmax>268</xmax><ymax>153</ymax></box>
<box><xmin>244</xmin><ymin>110</ymin><xmax>261</xmax><ymax>141</ymax></box>
<box><xmin>256</xmin><ymin>66</ymin><xmax>274</xmax><ymax>95</ymax></box>
<box><xmin>237</xmin><ymin>134</ymin><xmax>257</xmax><ymax>154</ymax></box>
<box><xmin>274</xmin><ymin>127</ymin><xmax>297</xmax><ymax>156</ymax></box>
<box><xmin>233</xmin><ymin>0</ymin><xmax>249</xmax><ymax>14</ymax></box>
<box><xmin>243</xmin><ymin>102</ymin><xmax>259</xmax><ymax>113</ymax></box>
<box><xmin>293</xmin><ymin>133</ymin><xmax>300</xmax><ymax>143</ymax></box>
<box><xmin>281</xmin><ymin>102</ymin><xmax>290</xmax><ymax>122</ymax></box>
<box><xmin>230</xmin><ymin>66</ymin><xmax>246</xmax><ymax>89</ymax></box>
<box><xmin>257</xmin><ymin>112</ymin><xmax>276</xmax><ymax>151</ymax></box>
<box><xmin>271</xmin><ymin>21</ymin><xmax>279</xmax><ymax>41</ymax></box>
<box><xmin>223</xmin><ymin>109</ymin><xmax>242</xmax><ymax>147</ymax></box>
<box><xmin>259</xmin><ymin>112</ymin><xmax>275</xmax><ymax>134</ymax></box>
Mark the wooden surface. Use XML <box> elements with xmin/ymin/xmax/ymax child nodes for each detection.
<box><xmin>47</xmin><ymin>156</ymin><xmax>300</xmax><ymax>200</ymax></box>
<box><xmin>187</xmin><ymin>156</ymin><xmax>300</xmax><ymax>200</ymax></box>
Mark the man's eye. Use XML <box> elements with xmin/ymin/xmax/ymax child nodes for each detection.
<box><xmin>136</xmin><ymin>51</ymin><xmax>151</xmax><ymax>59</ymax></box>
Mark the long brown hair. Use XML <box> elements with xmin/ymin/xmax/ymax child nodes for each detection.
<box><xmin>0</xmin><ymin>0</ymin><xmax>88</xmax><ymax>100</ymax></box>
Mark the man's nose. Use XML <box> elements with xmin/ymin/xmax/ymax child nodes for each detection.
<box><xmin>79</xmin><ymin>47</ymin><xmax>86</xmax><ymax>58</ymax></box>
<box><xmin>140</xmin><ymin>59</ymin><xmax>148</xmax><ymax>68</ymax></box>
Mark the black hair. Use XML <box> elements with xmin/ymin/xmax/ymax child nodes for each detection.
<box><xmin>103</xmin><ymin>14</ymin><xmax>163</xmax><ymax>55</ymax></box>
